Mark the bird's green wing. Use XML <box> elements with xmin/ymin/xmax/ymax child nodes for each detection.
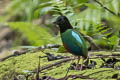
<box><xmin>72</xmin><ymin>29</ymin><xmax>88</xmax><ymax>56</ymax></box>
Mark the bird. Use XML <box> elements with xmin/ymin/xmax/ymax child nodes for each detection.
<box><xmin>53</xmin><ymin>15</ymin><xmax>88</xmax><ymax>70</ymax></box>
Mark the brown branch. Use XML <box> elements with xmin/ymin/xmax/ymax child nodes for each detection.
<box><xmin>84</xmin><ymin>36</ymin><xmax>100</xmax><ymax>50</ymax></box>
<box><xmin>32</xmin><ymin>58</ymin><xmax>75</xmax><ymax>73</ymax></box>
<box><xmin>0</xmin><ymin>50</ymin><xmax>30</xmax><ymax>61</ymax></box>
<box><xmin>34</xmin><ymin>44</ymin><xmax>60</xmax><ymax>52</ymax></box>
<box><xmin>58</xmin><ymin>74</ymin><xmax>95</xmax><ymax>80</ymax></box>
<box><xmin>36</xmin><ymin>56</ymin><xmax>41</xmax><ymax>80</ymax></box>
<box><xmin>93</xmin><ymin>0</ymin><xmax>120</xmax><ymax>17</ymax></box>
<box><xmin>80</xmin><ymin>32</ymin><xmax>101</xmax><ymax>50</ymax></box>
<box><xmin>96</xmin><ymin>54</ymin><xmax>120</xmax><ymax>57</ymax></box>
<box><xmin>89</xmin><ymin>53</ymin><xmax>120</xmax><ymax>59</ymax></box>
<box><xmin>0</xmin><ymin>44</ymin><xmax>60</xmax><ymax>62</ymax></box>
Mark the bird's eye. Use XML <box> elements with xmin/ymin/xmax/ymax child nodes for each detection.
<box><xmin>58</xmin><ymin>18</ymin><xmax>62</xmax><ymax>22</ymax></box>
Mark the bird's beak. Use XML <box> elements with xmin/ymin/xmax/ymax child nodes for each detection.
<box><xmin>53</xmin><ymin>21</ymin><xmax>59</xmax><ymax>28</ymax></box>
<box><xmin>53</xmin><ymin>21</ymin><xmax>57</xmax><ymax>24</ymax></box>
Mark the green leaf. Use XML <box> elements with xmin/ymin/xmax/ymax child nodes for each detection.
<box><xmin>8</xmin><ymin>22</ymin><xmax>56</xmax><ymax>46</ymax></box>
<box><xmin>84</xmin><ymin>3</ymin><xmax>98</xmax><ymax>9</ymax></box>
<box><xmin>57</xmin><ymin>45</ymin><xmax>66</xmax><ymax>53</ymax></box>
<box><xmin>108</xmin><ymin>32</ymin><xmax>119</xmax><ymax>50</ymax></box>
<box><xmin>112</xmin><ymin>0</ymin><xmax>119</xmax><ymax>14</ymax></box>
<box><xmin>77</xmin><ymin>0</ymin><xmax>87</xmax><ymax>4</ymax></box>
<box><xmin>33</xmin><ymin>9</ymin><xmax>40</xmax><ymax>19</ymax></box>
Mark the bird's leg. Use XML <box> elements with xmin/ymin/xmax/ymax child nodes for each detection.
<box><xmin>75</xmin><ymin>56</ymin><xmax>80</xmax><ymax>70</ymax></box>
<box><xmin>80</xmin><ymin>57</ymin><xmax>84</xmax><ymax>70</ymax></box>
<box><xmin>80</xmin><ymin>57</ymin><xmax>88</xmax><ymax>70</ymax></box>
<box><xmin>71</xmin><ymin>56</ymin><xmax>75</xmax><ymax>63</ymax></box>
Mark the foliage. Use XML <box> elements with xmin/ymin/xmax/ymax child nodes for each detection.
<box><xmin>47</xmin><ymin>0</ymin><xmax>120</xmax><ymax>50</ymax></box>
<box><xmin>43</xmin><ymin>0</ymin><xmax>120</xmax><ymax>50</ymax></box>
<box><xmin>1</xmin><ymin>0</ymin><xmax>120</xmax><ymax>49</ymax></box>
<box><xmin>8</xmin><ymin>22</ymin><xmax>58</xmax><ymax>46</ymax></box>
<box><xmin>1</xmin><ymin>0</ymin><xmax>41</xmax><ymax>21</ymax></box>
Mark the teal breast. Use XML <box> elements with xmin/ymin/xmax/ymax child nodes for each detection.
<box><xmin>61</xmin><ymin>29</ymin><xmax>88</xmax><ymax>57</ymax></box>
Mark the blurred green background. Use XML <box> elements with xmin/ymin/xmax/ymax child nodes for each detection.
<box><xmin>0</xmin><ymin>0</ymin><xmax>120</xmax><ymax>53</ymax></box>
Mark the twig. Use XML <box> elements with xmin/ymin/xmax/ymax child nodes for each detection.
<box><xmin>0</xmin><ymin>50</ymin><xmax>30</xmax><ymax>61</ymax></box>
<box><xmin>89</xmin><ymin>54</ymin><xmax>120</xmax><ymax>59</ymax></box>
<box><xmin>96</xmin><ymin>54</ymin><xmax>120</xmax><ymax>57</ymax></box>
<box><xmin>36</xmin><ymin>56</ymin><xmax>41</xmax><ymax>80</ymax></box>
<box><xmin>0</xmin><ymin>44</ymin><xmax>60</xmax><ymax>62</ymax></box>
<box><xmin>87</xmin><ymin>69</ymin><xmax>113</xmax><ymax>76</ymax></box>
<box><xmin>93</xmin><ymin>0</ymin><xmax>120</xmax><ymax>17</ymax></box>
<box><xmin>80</xmin><ymin>32</ymin><xmax>101</xmax><ymax>50</ymax></box>
<box><xmin>59</xmin><ymin>74</ymin><xmax>95</xmax><ymax>80</ymax></box>
<box><xmin>84</xmin><ymin>36</ymin><xmax>100</xmax><ymax>50</ymax></box>
<box><xmin>32</xmin><ymin>58</ymin><xmax>75</xmax><ymax>73</ymax></box>
<box><xmin>35</xmin><ymin>44</ymin><xmax>60</xmax><ymax>52</ymax></box>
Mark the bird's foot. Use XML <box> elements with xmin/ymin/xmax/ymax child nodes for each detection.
<box><xmin>69</xmin><ymin>63</ymin><xmax>86</xmax><ymax>70</ymax></box>
<box><xmin>75</xmin><ymin>64</ymin><xmax>82</xmax><ymax>70</ymax></box>
<box><xmin>80</xmin><ymin>65</ymin><xmax>83</xmax><ymax>71</ymax></box>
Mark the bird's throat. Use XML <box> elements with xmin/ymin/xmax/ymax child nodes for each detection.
<box><xmin>59</xmin><ymin>25</ymin><xmax>73</xmax><ymax>33</ymax></box>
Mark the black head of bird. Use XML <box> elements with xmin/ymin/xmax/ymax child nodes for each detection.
<box><xmin>53</xmin><ymin>16</ymin><xmax>73</xmax><ymax>33</ymax></box>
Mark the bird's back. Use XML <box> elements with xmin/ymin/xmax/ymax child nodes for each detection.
<box><xmin>61</xmin><ymin>29</ymin><xmax>88</xmax><ymax>57</ymax></box>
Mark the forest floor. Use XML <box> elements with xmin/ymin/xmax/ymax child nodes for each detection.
<box><xmin>0</xmin><ymin>46</ymin><xmax>120</xmax><ymax>80</ymax></box>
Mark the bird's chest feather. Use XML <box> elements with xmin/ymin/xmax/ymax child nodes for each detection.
<box><xmin>61</xmin><ymin>29</ymin><xmax>84</xmax><ymax>55</ymax></box>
